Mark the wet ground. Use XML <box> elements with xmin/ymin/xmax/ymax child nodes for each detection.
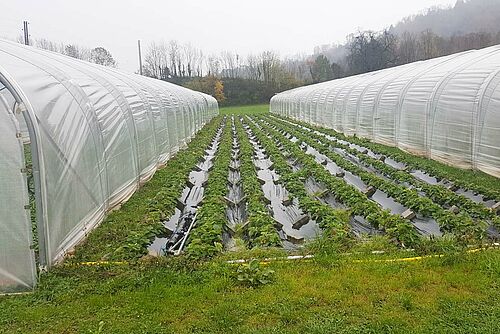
<box><xmin>149</xmin><ymin>115</ymin><xmax>499</xmax><ymax>256</ymax></box>
<box><xmin>245</xmin><ymin>122</ymin><xmax>320</xmax><ymax>248</ymax></box>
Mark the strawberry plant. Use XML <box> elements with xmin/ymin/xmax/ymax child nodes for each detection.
<box><xmin>264</xmin><ymin>116</ymin><xmax>485</xmax><ymax>241</ymax></box>
<box><xmin>273</xmin><ymin>116</ymin><xmax>495</xmax><ymax>224</ymax></box>
<box><xmin>253</xmin><ymin>116</ymin><xmax>419</xmax><ymax>247</ymax></box>
<box><xmin>235</xmin><ymin>259</ymin><xmax>275</xmax><ymax>287</ymax></box>
<box><xmin>281</xmin><ymin>116</ymin><xmax>500</xmax><ymax>203</ymax></box>
<box><xmin>244</xmin><ymin>118</ymin><xmax>353</xmax><ymax>245</ymax></box>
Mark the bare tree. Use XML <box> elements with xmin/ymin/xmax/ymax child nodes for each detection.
<box><xmin>144</xmin><ymin>42</ymin><xmax>166</xmax><ymax>79</ymax></box>
<box><xmin>398</xmin><ymin>31</ymin><xmax>419</xmax><ymax>64</ymax></box>
<box><xmin>260</xmin><ymin>51</ymin><xmax>280</xmax><ymax>84</ymax></box>
<box><xmin>220</xmin><ymin>51</ymin><xmax>237</xmax><ymax>78</ymax></box>
<box><xmin>206</xmin><ymin>55</ymin><xmax>221</xmax><ymax>76</ymax></box>
<box><xmin>35</xmin><ymin>38</ymin><xmax>62</xmax><ymax>53</ymax></box>
<box><xmin>168</xmin><ymin>40</ymin><xmax>180</xmax><ymax>77</ymax></box>
<box><xmin>281</xmin><ymin>55</ymin><xmax>312</xmax><ymax>82</ymax></box>
<box><xmin>419</xmin><ymin>29</ymin><xmax>441</xmax><ymax>60</ymax></box>
<box><xmin>194</xmin><ymin>49</ymin><xmax>204</xmax><ymax>77</ymax></box>
<box><xmin>246</xmin><ymin>54</ymin><xmax>261</xmax><ymax>80</ymax></box>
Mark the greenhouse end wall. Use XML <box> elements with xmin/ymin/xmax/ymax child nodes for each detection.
<box><xmin>270</xmin><ymin>45</ymin><xmax>500</xmax><ymax>179</ymax></box>
<box><xmin>0</xmin><ymin>39</ymin><xmax>218</xmax><ymax>293</ymax></box>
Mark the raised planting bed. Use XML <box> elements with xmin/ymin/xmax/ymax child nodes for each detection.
<box><xmin>148</xmin><ymin>121</ymin><xmax>225</xmax><ymax>256</ymax></box>
<box><xmin>234</xmin><ymin>117</ymin><xmax>282</xmax><ymax>248</ymax></box>
<box><xmin>184</xmin><ymin>117</ymin><xmax>233</xmax><ymax>258</ymax></box>
<box><xmin>238</xmin><ymin>117</ymin><xmax>316</xmax><ymax>248</ymax></box>
<box><xmin>275</xmin><ymin>116</ymin><xmax>500</xmax><ymax>204</ymax></box>
<box><xmin>253</xmin><ymin>116</ymin><xmax>421</xmax><ymax>247</ymax></box>
<box><xmin>244</xmin><ymin>117</ymin><xmax>354</xmax><ymax>246</ymax></box>
<box><xmin>269</xmin><ymin>116</ymin><xmax>499</xmax><ymax>240</ymax></box>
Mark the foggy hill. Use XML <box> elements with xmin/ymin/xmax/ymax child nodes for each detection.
<box><xmin>391</xmin><ymin>0</ymin><xmax>500</xmax><ymax>36</ymax></box>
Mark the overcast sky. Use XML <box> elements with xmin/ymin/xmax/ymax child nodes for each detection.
<box><xmin>0</xmin><ymin>0</ymin><xmax>457</xmax><ymax>72</ymax></box>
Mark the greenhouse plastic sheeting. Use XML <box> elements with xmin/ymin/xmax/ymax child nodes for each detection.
<box><xmin>270</xmin><ymin>45</ymin><xmax>500</xmax><ymax>178</ymax></box>
<box><xmin>0</xmin><ymin>85</ymin><xmax>37</xmax><ymax>292</ymax></box>
<box><xmin>0</xmin><ymin>39</ymin><xmax>218</xmax><ymax>293</ymax></box>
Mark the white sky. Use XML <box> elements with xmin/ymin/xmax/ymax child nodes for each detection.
<box><xmin>0</xmin><ymin>0</ymin><xmax>457</xmax><ymax>72</ymax></box>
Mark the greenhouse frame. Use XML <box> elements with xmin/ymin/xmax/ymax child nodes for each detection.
<box><xmin>0</xmin><ymin>39</ymin><xmax>218</xmax><ymax>293</ymax></box>
<box><xmin>271</xmin><ymin>45</ymin><xmax>500</xmax><ymax>179</ymax></box>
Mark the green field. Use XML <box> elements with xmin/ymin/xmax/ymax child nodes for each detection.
<box><xmin>1</xmin><ymin>105</ymin><xmax>500</xmax><ymax>334</ymax></box>
<box><xmin>219</xmin><ymin>104</ymin><xmax>269</xmax><ymax>115</ymax></box>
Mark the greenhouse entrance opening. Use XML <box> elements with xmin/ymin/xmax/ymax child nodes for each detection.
<box><xmin>0</xmin><ymin>78</ymin><xmax>38</xmax><ymax>293</ymax></box>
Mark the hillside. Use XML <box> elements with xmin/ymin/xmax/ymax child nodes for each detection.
<box><xmin>391</xmin><ymin>0</ymin><xmax>500</xmax><ymax>36</ymax></box>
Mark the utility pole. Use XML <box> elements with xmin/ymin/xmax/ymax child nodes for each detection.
<box><xmin>23</xmin><ymin>21</ymin><xmax>29</xmax><ymax>45</ymax></box>
<box><xmin>137</xmin><ymin>40</ymin><xmax>143</xmax><ymax>75</ymax></box>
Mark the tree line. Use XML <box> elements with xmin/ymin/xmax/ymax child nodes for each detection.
<box><xmin>140</xmin><ymin>41</ymin><xmax>304</xmax><ymax>106</ymax></box>
<box><xmin>22</xmin><ymin>0</ymin><xmax>500</xmax><ymax>106</ymax></box>
<box><xmin>308</xmin><ymin>28</ymin><xmax>500</xmax><ymax>83</ymax></box>
<box><xmin>18</xmin><ymin>36</ymin><xmax>117</xmax><ymax>67</ymax></box>
<box><xmin>140</xmin><ymin>26</ymin><xmax>500</xmax><ymax>106</ymax></box>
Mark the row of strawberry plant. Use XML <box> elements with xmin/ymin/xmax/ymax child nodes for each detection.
<box><xmin>243</xmin><ymin>117</ymin><xmax>353</xmax><ymax>244</ymax></box>
<box><xmin>276</xmin><ymin>116</ymin><xmax>500</xmax><ymax>203</ymax></box>
<box><xmin>263</xmin><ymin>116</ymin><xmax>484</xmax><ymax>243</ymax></box>
<box><xmin>234</xmin><ymin>117</ymin><xmax>281</xmax><ymax>247</ymax></box>
<box><xmin>270</xmin><ymin>116</ymin><xmax>499</xmax><ymax>227</ymax></box>
<box><xmin>74</xmin><ymin>116</ymin><xmax>225</xmax><ymax>262</ymax></box>
<box><xmin>250</xmin><ymin>116</ymin><xmax>419</xmax><ymax>247</ymax></box>
<box><xmin>185</xmin><ymin>117</ymin><xmax>232</xmax><ymax>259</ymax></box>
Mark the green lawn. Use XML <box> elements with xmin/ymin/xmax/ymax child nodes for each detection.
<box><xmin>219</xmin><ymin>104</ymin><xmax>269</xmax><ymax>115</ymax></box>
<box><xmin>2</xmin><ymin>104</ymin><xmax>500</xmax><ymax>333</ymax></box>
<box><xmin>1</xmin><ymin>249</ymin><xmax>499</xmax><ymax>333</ymax></box>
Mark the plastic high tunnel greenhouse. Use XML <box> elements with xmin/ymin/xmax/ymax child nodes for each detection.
<box><xmin>271</xmin><ymin>45</ymin><xmax>500</xmax><ymax>179</ymax></box>
<box><xmin>0</xmin><ymin>39</ymin><xmax>218</xmax><ymax>293</ymax></box>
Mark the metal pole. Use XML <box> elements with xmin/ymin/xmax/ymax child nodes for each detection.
<box><xmin>175</xmin><ymin>212</ymin><xmax>198</xmax><ymax>255</ymax></box>
<box><xmin>23</xmin><ymin>21</ymin><xmax>29</xmax><ymax>46</ymax></box>
<box><xmin>137</xmin><ymin>40</ymin><xmax>143</xmax><ymax>75</ymax></box>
